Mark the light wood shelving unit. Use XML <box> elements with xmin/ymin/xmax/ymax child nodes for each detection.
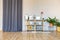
<box><xmin>25</xmin><ymin>16</ymin><xmax>45</xmax><ymax>32</ymax></box>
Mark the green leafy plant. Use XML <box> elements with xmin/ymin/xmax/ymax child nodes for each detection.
<box><xmin>46</xmin><ymin>17</ymin><xmax>57</xmax><ymax>25</ymax></box>
<box><xmin>56</xmin><ymin>21</ymin><xmax>60</xmax><ymax>27</ymax></box>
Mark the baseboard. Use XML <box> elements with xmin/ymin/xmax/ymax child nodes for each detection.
<box><xmin>22</xmin><ymin>30</ymin><xmax>28</xmax><ymax>32</ymax></box>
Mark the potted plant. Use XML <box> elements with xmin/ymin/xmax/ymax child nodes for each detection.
<box><xmin>46</xmin><ymin>17</ymin><xmax>57</xmax><ymax>27</ymax></box>
<box><xmin>56</xmin><ymin>21</ymin><xmax>60</xmax><ymax>32</ymax></box>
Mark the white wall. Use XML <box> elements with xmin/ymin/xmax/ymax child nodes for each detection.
<box><xmin>0</xmin><ymin>0</ymin><xmax>3</xmax><ymax>30</ymax></box>
<box><xmin>23</xmin><ymin>0</ymin><xmax>60</xmax><ymax>31</ymax></box>
<box><xmin>0</xmin><ymin>0</ymin><xmax>60</xmax><ymax>31</ymax></box>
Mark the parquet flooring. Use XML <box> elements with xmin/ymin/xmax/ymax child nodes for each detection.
<box><xmin>0</xmin><ymin>32</ymin><xmax>60</xmax><ymax>40</ymax></box>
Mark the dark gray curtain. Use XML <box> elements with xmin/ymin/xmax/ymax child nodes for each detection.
<box><xmin>3</xmin><ymin>0</ymin><xmax>22</xmax><ymax>32</ymax></box>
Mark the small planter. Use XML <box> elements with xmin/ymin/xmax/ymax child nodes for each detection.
<box><xmin>46</xmin><ymin>17</ymin><xmax>57</xmax><ymax>27</ymax></box>
<box><xmin>49</xmin><ymin>23</ymin><xmax>53</xmax><ymax>27</ymax></box>
<box><xmin>57</xmin><ymin>27</ymin><xmax>60</xmax><ymax>32</ymax></box>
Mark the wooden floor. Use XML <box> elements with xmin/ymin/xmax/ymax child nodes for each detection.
<box><xmin>0</xmin><ymin>32</ymin><xmax>60</xmax><ymax>40</ymax></box>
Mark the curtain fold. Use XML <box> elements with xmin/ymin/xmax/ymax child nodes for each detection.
<box><xmin>3</xmin><ymin>0</ymin><xmax>22</xmax><ymax>32</ymax></box>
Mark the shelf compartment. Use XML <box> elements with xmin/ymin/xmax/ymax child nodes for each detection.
<box><xmin>36</xmin><ymin>26</ymin><xmax>43</xmax><ymax>31</ymax></box>
<box><xmin>27</xmin><ymin>26</ymin><xmax>32</xmax><ymax>30</ymax></box>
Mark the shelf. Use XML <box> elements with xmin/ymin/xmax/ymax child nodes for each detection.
<box><xmin>26</xmin><ymin>20</ymin><xmax>46</xmax><ymax>22</ymax></box>
<box><xmin>27</xmin><ymin>30</ymin><xmax>35</xmax><ymax>31</ymax></box>
<box><xmin>26</xmin><ymin>25</ymin><xmax>34</xmax><ymax>26</ymax></box>
<box><xmin>26</xmin><ymin>25</ymin><xmax>43</xmax><ymax>26</ymax></box>
<box><xmin>25</xmin><ymin>16</ymin><xmax>45</xmax><ymax>32</ymax></box>
<box><xmin>36</xmin><ymin>25</ymin><xmax>43</xmax><ymax>26</ymax></box>
<box><xmin>27</xmin><ymin>20</ymin><xmax>43</xmax><ymax>21</ymax></box>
